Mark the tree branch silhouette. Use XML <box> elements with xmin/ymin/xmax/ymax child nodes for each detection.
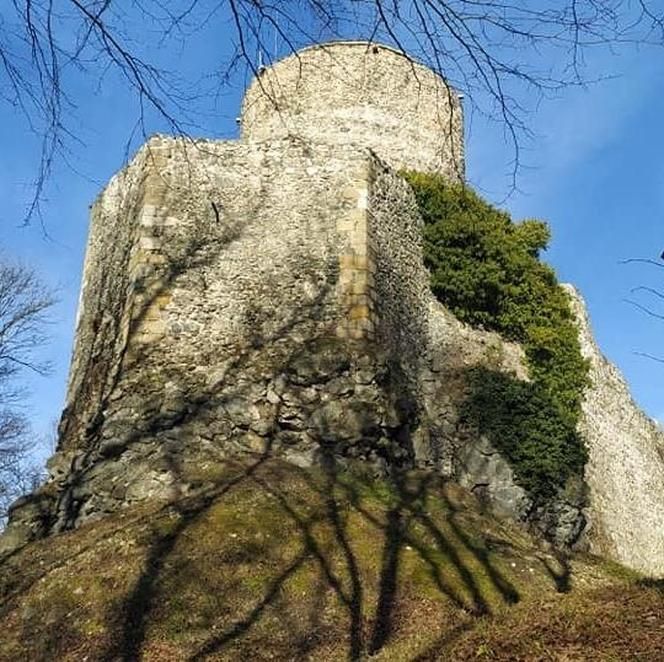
<box><xmin>2</xmin><ymin>0</ymin><xmax>664</xmax><ymax>223</ymax></box>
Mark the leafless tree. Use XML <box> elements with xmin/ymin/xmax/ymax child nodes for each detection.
<box><xmin>0</xmin><ymin>257</ymin><xmax>55</xmax><ymax>519</ymax></box>
<box><xmin>1</xmin><ymin>0</ymin><xmax>664</xmax><ymax>222</ymax></box>
<box><xmin>621</xmin><ymin>257</ymin><xmax>664</xmax><ymax>364</ymax></box>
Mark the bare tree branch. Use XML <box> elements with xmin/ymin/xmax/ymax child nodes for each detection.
<box><xmin>1</xmin><ymin>0</ymin><xmax>663</xmax><ymax>223</ymax></box>
<box><xmin>620</xmin><ymin>258</ymin><xmax>664</xmax><ymax>269</ymax></box>
<box><xmin>624</xmin><ymin>298</ymin><xmax>664</xmax><ymax>321</ymax></box>
<box><xmin>0</xmin><ymin>255</ymin><xmax>54</xmax><ymax>520</ymax></box>
<box><xmin>634</xmin><ymin>350</ymin><xmax>664</xmax><ymax>364</ymax></box>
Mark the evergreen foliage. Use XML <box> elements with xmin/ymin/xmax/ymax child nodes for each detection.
<box><xmin>404</xmin><ymin>173</ymin><xmax>589</xmax><ymax>501</ymax></box>
<box><xmin>461</xmin><ymin>368</ymin><xmax>586</xmax><ymax>500</ymax></box>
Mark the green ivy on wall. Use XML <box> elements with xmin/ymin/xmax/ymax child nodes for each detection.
<box><xmin>404</xmin><ymin>172</ymin><xmax>589</xmax><ymax>503</ymax></box>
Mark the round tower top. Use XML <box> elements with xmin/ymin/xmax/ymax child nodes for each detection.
<box><xmin>240</xmin><ymin>41</ymin><xmax>464</xmax><ymax>179</ymax></box>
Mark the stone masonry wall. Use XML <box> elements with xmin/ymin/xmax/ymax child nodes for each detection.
<box><xmin>242</xmin><ymin>42</ymin><xmax>464</xmax><ymax>180</ymax></box>
<box><xmin>61</xmin><ymin>149</ymin><xmax>149</xmax><ymax>453</ymax></box>
<box><xmin>58</xmin><ymin>136</ymin><xmax>391</xmax><ymax>449</ymax></box>
<box><xmin>354</xmin><ymin>156</ymin><xmax>549</xmax><ymax>533</ymax></box>
<box><xmin>3</xmin><ymin>139</ymin><xmax>436</xmax><ymax>542</ymax></box>
<box><xmin>568</xmin><ymin>286</ymin><xmax>664</xmax><ymax>577</ymax></box>
<box><xmin>368</xmin><ymin>158</ymin><xmax>430</xmax><ymax>395</ymax></box>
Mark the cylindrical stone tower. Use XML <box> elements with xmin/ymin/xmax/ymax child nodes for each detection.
<box><xmin>241</xmin><ymin>41</ymin><xmax>464</xmax><ymax>180</ymax></box>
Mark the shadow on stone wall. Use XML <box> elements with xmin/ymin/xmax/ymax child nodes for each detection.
<box><xmin>1</xmin><ymin>207</ymin><xmax>252</xmax><ymax>551</ymax></box>
<box><xmin>6</xmin><ymin>197</ymin><xmax>415</xmax><ymax>534</ymax></box>
<box><xmin>52</xmin><ymin>223</ymin><xmax>248</xmax><ymax>528</ymax></box>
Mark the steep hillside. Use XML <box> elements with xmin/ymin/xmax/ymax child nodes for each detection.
<box><xmin>0</xmin><ymin>458</ymin><xmax>661</xmax><ymax>661</ymax></box>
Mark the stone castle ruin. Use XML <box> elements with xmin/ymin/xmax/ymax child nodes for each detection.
<box><xmin>2</xmin><ymin>42</ymin><xmax>663</xmax><ymax>577</ymax></box>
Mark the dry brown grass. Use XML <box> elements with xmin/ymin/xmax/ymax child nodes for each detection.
<box><xmin>0</xmin><ymin>458</ymin><xmax>661</xmax><ymax>661</ymax></box>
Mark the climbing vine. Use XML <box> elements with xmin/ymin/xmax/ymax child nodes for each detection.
<box><xmin>404</xmin><ymin>173</ymin><xmax>589</xmax><ymax>503</ymax></box>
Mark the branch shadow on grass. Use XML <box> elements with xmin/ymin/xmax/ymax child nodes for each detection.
<box><xmin>176</xmin><ymin>456</ymin><xmax>523</xmax><ymax>661</ymax></box>
<box><xmin>85</xmin><ymin>431</ymin><xmax>529</xmax><ymax>662</ymax></box>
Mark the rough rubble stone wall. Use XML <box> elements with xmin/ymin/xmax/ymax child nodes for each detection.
<box><xmin>2</xmin><ymin>139</ymin><xmax>440</xmax><ymax>545</ymax></box>
<box><xmin>367</xmin><ymin>158</ymin><xmax>430</xmax><ymax>395</ymax></box>
<box><xmin>568</xmin><ymin>286</ymin><xmax>664</xmax><ymax>577</ymax></box>
<box><xmin>60</xmin><ymin>150</ymin><xmax>150</xmax><ymax>453</ymax></box>
<box><xmin>424</xmin><ymin>302</ymin><xmax>530</xmax><ymax>514</ymax></box>
<box><xmin>242</xmin><ymin>42</ymin><xmax>464</xmax><ymax>180</ymax></box>
<box><xmin>45</xmin><ymin>137</ymin><xmax>389</xmax><ymax>519</ymax></box>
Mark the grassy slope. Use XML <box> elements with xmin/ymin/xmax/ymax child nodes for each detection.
<box><xmin>0</xmin><ymin>458</ymin><xmax>662</xmax><ymax>661</ymax></box>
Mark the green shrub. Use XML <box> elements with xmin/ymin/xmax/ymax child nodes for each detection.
<box><xmin>403</xmin><ymin>173</ymin><xmax>589</xmax><ymax>502</ymax></box>
<box><xmin>461</xmin><ymin>368</ymin><xmax>587</xmax><ymax>501</ymax></box>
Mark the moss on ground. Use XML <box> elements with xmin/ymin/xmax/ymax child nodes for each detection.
<box><xmin>0</xmin><ymin>459</ymin><xmax>661</xmax><ymax>661</ymax></box>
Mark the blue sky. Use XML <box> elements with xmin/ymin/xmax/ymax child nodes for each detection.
<box><xmin>469</xmin><ymin>46</ymin><xmax>664</xmax><ymax>421</ymax></box>
<box><xmin>1</xmin><ymin>14</ymin><xmax>663</xmax><ymax>464</ymax></box>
